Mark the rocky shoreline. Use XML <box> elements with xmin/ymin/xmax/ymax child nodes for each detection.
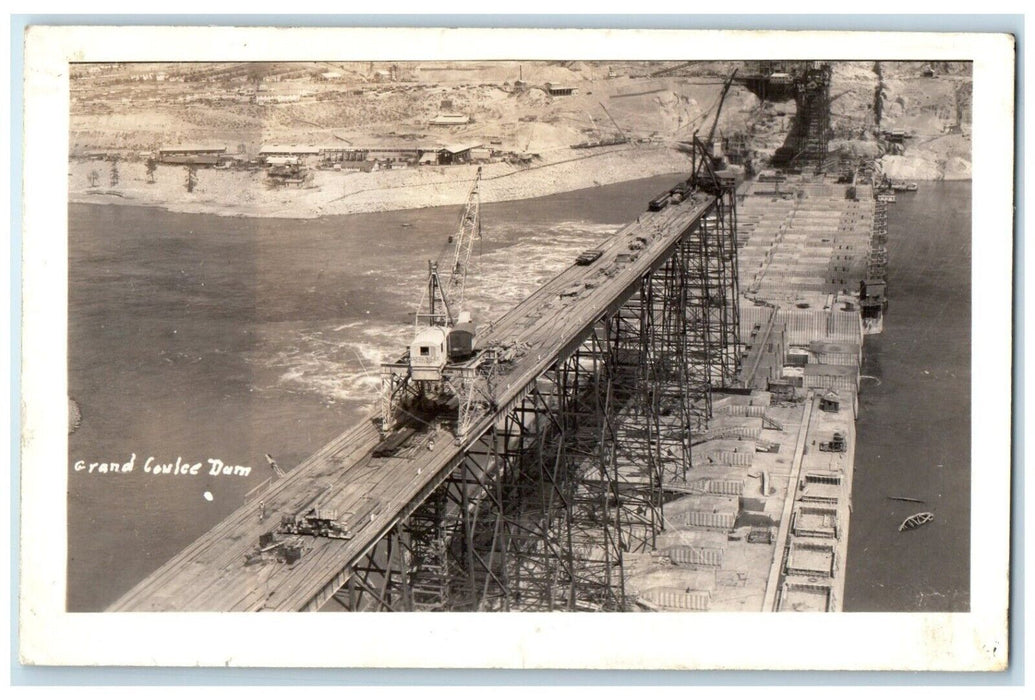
<box><xmin>68</xmin><ymin>143</ymin><xmax>970</xmax><ymax>220</ymax></box>
<box><xmin>68</xmin><ymin>145</ymin><xmax>696</xmax><ymax>219</ymax></box>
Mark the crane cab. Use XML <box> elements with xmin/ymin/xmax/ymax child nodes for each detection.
<box><xmin>409</xmin><ymin>326</ymin><xmax>449</xmax><ymax>381</ymax></box>
<box><xmin>447</xmin><ymin>324</ymin><xmax>476</xmax><ymax>361</ymax></box>
<box><xmin>447</xmin><ymin>310</ymin><xmax>476</xmax><ymax>362</ymax></box>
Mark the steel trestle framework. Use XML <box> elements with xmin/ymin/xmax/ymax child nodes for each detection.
<box><xmin>338</xmin><ymin>190</ymin><xmax>741</xmax><ymax>612</ymax></box>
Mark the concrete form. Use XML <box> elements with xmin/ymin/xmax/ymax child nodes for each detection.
<box><xmin>641</xmin><ymin>179</ymin><xmax>875</xmax><ymax>612</ymax></box>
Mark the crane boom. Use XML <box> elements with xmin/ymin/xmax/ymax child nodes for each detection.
<box><xmin>705</xmin><ymin>68</ymin><xmax>738</xmax><ymax>147</ymax></box>
<box><xmin>649</xmin><ymin>60</ymin><xmax>694</xmax><ymax>78</ymax></box>
<box><xmin>598</xmin><ymin>101</ymin><xmax>628</xmax><ymax>143</ymax></box>
<box><xmin>688</xmin><ymin>68</ymin><xmax>740</xmax><ymax>194</ymax></box>
<box><xmin>445</xmin><ymin>166</ymin><xmax>482</xmax><ymax>315</ymax></box>
<box><xmin>585</xmin><ymin>111</ymin><xmax>599</xmax><ymax>138</ymax></box>
<box><xmin>381</xmin><ymin>167</ymin><xmax>487</xmax><ymax>437</ymax></box>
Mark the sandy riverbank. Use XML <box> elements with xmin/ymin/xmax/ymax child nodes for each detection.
<box><xmin>69</xmin><ymin>145</ymin><xmax>694</xmax><ymax>218</ymax></box>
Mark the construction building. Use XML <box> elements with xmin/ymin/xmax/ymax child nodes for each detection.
<box><xmin>429</xmin><ymin>113</ymin><xmax>471</xmax><ymax>126</ymax></box>
<box><xmin>258</xmin><ymin>144</ymin><xmax>322</xmax><ymax>165</ymax></box>
<box><xmin>316</xmin><ymin>142</ymin><xmax>488</xmax><ymax>167</ymax></box>
<box><xmin>545</xmin><ymin>83</ymin><xmax>577</xmax><ymax>96</ymax></box>
<box><xmin>436</xmin><ymin>143</ymin><xmax>482</xmax><ymax>165</ymax></box>
<box><xmin>157</xmin><ymin>144</ymin><xmax>229</xmax><ymax>166</ymax></box>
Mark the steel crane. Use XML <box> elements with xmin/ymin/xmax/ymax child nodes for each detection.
<box><xmin>689</xmin><ymin>68</ymin><xmax>739</xmax><ymax>191</ymax></box>
<box><xmin>380</xmin><ymin>168</ymin><xmax>489</xmax><ymax>441</ymax></box>
<box><xmin>414</xmin><ymin>166</ymin><xmax>481</xmax><ymax>327</ymax></box>
<box><xmin>704</xmin><ymin>67</ymin><xmax>739</xmax><ymax>153</ymax></box>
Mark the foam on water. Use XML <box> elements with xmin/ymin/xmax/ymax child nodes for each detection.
<box><xmin>243</xmin><ymin>220</ymin><xmax>617</xmax><ymax>406</ymax></box>
<box><xmin>246</xmin><ymin>322</ymin><xmax>409</xmax><ymax>405</ymax></box>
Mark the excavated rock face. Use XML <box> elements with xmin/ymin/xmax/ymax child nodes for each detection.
<box><xmin>828</xmin><ymin>139</ymin><xmax>882</xmax><ymax>159</ymax></box>
<box><xmin>827</xmin><ymin>60</ymin><xmax>972</xmax><ymax>181</ymax></box>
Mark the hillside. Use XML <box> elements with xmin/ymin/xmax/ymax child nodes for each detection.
<box><xmin>68</xmin><ymin>60</ymin><xmax>972</xmax><ymax>217</ymax></box>
<box><xmin>827</xmin><ymin>61</ymin><xmax>972</xmax><ymax>180</ymax></box>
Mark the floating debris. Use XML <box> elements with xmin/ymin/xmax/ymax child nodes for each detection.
<box><xmin>899</xmin><ymin>512</ymin><xmax>934</xmax><ymax>532</ymax></box>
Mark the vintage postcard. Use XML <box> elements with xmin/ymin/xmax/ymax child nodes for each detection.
<box><xmin>19</xmin><ymin>26</ymin><xmax>1013</xmax><ymax>669</ymax></box>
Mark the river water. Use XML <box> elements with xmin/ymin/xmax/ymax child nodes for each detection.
<box><xmin>67</xmin><ymin>174</ymin><xmax>683</xmax><ymax>611</ymax></box>
<box><xmin>67</xmin><ymin>177</ymin><xmax>971</xmax><ymax>613</ymax></box>
<box><xmin>843</xmin><ymin>181</ymin><xmax>972</xmax><ymax>612</ymax></box>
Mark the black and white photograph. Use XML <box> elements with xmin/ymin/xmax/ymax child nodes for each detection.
<box><xmin>18</xmin><ymin>26</ymin><xmax>1014</xmax><ymax>670</ymax></box>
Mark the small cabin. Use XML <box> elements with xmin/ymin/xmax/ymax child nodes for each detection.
<box><xmin>410</xmin><ymin>326</ymin><xmax>449</xmax><ymax>381</ymax></box>
<box><xmin>819</xmin><ymin>390</ymin><xmax>841</xmax><ymax>413</ymax></box>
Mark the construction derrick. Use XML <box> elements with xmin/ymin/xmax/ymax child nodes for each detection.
<box><xmin>796</xmin><ymin>63</ymin><xmax>833</xmax><ymax>172</ymax></box>
<box><xmin>770</xmin><ymin>62</ymin><xmax>832</xmax><ymax>173</ymax></box>
<box><xmin>380</xmin><ymin>168</ymin><xmax>485</xmax><ymax>442</ymax></box>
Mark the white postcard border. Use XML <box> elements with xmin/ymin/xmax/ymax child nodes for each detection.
<box><xmin>19</xmin><ymin>26</ymin><xmax>1014</xmax><ymax>670</ymax></box>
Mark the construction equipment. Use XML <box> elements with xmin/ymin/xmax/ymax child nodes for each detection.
<box><xmin>819</xmin><ymin>431</ymin><xmax>847</xmax><ymax>453</ymax></box>
<box><xmin>278</xmin><ymin>508</ymin><xmax>353</xmax><ymax>540</ymax></box>
<box><xmin>522</xmin><ymin>123</ymin><xmax>536</xmax><ymax>154</ymax></box>
<box><xmin>571</xmin><ymin>106</ymin><xmax>628</xmax><ymax>150</ymax></box>
<box><xmin>686</xmin><ymin>68</ymin><xmax>739</xmax><ymax>195</ymax></box>
<box><xmin>674</xmin><ymin>68</ymin><xmax>739</xmax><ymax>162</ymax></box>
<box><xmin>585</xmin><ymin>110</ymin><xmax>599</xmax><ymax>137</ymax></box>
<box><xmin>381</xmin><ymin>168</ymin><xmax>498</xmax><ymax>441</ymax></box>
<box><xmin>244</xmin><ymin>533</ymin><xmax>305</xmax><ymax>566</ymax></box>
<box><xmin>598</xmin><ymin>101</ymin><xmax>629</xmax><ymax>144</ymax></box>
<box><xmin>704</xmin><ymin>68</ymin><xmax>739</xmax><ymax>159</ymax></box>
<box><xmin>408</xmin><ymin>166</ymin><xmax>482</xmax><ymax>381</ymax></box>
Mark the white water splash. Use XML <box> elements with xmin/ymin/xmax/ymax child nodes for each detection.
<box><xmin>246</xmin><ymin>220</ymin><xmax>617</xmax><ymax>406</ymax></box>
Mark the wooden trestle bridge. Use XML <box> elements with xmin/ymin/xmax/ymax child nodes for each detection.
<box><xmin>110</xmin><ymin>177</ymin><xmax>741</xmax><ymax>613</ymax></box>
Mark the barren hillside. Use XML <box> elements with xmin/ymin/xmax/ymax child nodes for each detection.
<box><xmin>68</xmin><ymin>60</ymin><xmax>971</xmax><ymax>217</ymax></box>
<box><xmin>826</xmin><ymin>60</ymin><xmax>972</xmax><ymax>180</ymax></box>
